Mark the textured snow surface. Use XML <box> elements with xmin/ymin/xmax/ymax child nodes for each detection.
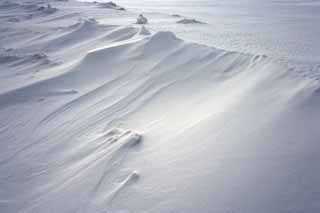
<box><xmin>0</xmin><ymin>0</ymin><xmax>320</xmax><ymax>213</ymax></box>
<box><xmin>113</xmin><ymin>0</ymin><xmax>320</xmax><ymax>63</ymax></box>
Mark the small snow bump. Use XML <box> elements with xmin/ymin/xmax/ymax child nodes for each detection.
<box><xmin>171</xmin><ymin>14</ymin><xmax>182</xmax><ymax>18</ymax></box>
<box><xmin>129</xmin><ymin>170</ymin><xmax>140</xmax><ymax>181</ymax></box>
<box><xmin>139</xmin><ymin>26</ymin><xmax>151</xmax><ymax>35</ymax></box>
<box><xmin>177</xmin><ymin>18</ymin><xmax>206</xmax><ymax>24</ymax></box>
<box><xmin>136</xmin><ymin>14</ymin><xmax>148</xmax><ymax>25</ymax></box>
<box><xmin>97</xmin><ymin>2</ymin><xmax>125</xmax><ymax>11</ymax></box>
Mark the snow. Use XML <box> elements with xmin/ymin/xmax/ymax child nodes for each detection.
<box><xmin>96</xmin><ymin>1</ymin><xmax>125</xmax><ymax>11</ymax></box>
<box><xmin>113</xmin><ymin>0</ymin><xmax>320</xmax><ymax>63</ymax></box>
<box><xmin>176</xmin><ymin>18</ymin><xmax>205</xmax><ymax>24</ymax></box>
<box><xmin>136</xmin><ymin>14</ymin><xmax>148</xmax><ymax>24</ymax></box>
<box><xmin>0</xmin><ymin>0</ymin><xmax>320</xmax><ymax>213</ymax></box>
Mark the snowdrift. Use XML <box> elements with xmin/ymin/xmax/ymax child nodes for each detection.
<box><xmin>177</xmin><ymin>18</ymin><xmax>205</xmax><ymax>24</ymax></box>
<box><xmin>0</xmin><ymin>1</ymin><xmax>320</xmax><ymax>213</ymax></box>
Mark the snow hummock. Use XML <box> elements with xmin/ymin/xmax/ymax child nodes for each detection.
<box><xmin>177</xmin><ymin>17</ymin><xmax>205</xmax><ymax>24</ymax></box>
<box><xmin>138</xmin><ymin>25</ymin><xmax>151</xmax><ymax>35</ymax></box>
<box><xmin>96</xmin><ymin>1</ymin><xmax>125</xmax><ymax>11</ymax></box>
<box><xmin>37</xmin><ymin>4</ymin><xmax>57</xmax><ymax>14</ymax></box>
<box><xmin>0</xmin><ymin>0</ymin><xmax>320</xmax><ymax>213</ymax></box>
<box><xmin>171</xmin><ymin>14</ymin><xmax>182</xmax><ymax>18</ymax></box>
<box><xmin>136</xmin><ymin>14</ymin><xmax>148</xmax><ymax>24</ymax></box>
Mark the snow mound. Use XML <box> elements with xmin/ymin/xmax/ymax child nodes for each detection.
<box><xmin>96</xmin><ymin>1</ymin><xmax>125</xmax><ymax>11</ymax></box>
<box><xmin>177</xmin><ymin>18</ymin><xmax>206</xmax><ymax>24</ymax></box>
<box><xmin>37</xmin><ymin>4</ymin><xmax>58</xmax><ymax>14</ymax></box>
<box><xmin>136</xmin><ymin>14</ymin><xmax>148</xmax><ymax>24</ymax></box>
<box><xmin>138</xmin><ymin>25</ymin><xmax>151</xmax><ymax>35</ymax></box>
<box><xmin>171</xmin><ymin>14</ymin><xmax>182</xmax><ymax>18</ymax></box>
<box><xmin>75</xmin><ymin>17</ymin><xmax>99</xmax><ymax>28</ymax></box>
<box><xmin>103</xmin><ymin>128</ymin><xmax>142</xmax><ymax>148</ymax></box>
<box><xmin>146</xmin><ymin>31</ymin><xmax>179</xmax><ymax>46</ymax></box>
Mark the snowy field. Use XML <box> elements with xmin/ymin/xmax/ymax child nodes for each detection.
<box><xmin>103</xmin><ymin>0</ymin><xmax>320</xmax><ymax>63</ymax></box>
<box><xmin>0</xmin><ymin>0</ymin><xmax>320</xmax><ymax>212</ymax></box>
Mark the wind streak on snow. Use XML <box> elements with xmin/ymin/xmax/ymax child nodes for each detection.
<box><xmin>0</xmin><ymin>1</ymin><xmax>320</xmax><ymax>213</ymax></box>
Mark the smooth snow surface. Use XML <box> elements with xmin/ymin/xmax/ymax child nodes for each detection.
<box><xmin>1</xmin><ymin>0</ymin><xmax>320</xmax><ymax>213</ymax></box>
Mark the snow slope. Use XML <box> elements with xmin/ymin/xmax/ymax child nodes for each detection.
<box><xmin>0</xmin><ymin>0</ymin><xmax>320</xmax><ymax>212</ymax></box>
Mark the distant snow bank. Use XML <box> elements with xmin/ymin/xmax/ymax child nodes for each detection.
<box><xmin>177</xmin><ymin>17</ymin><xmax>206</xmax><ymax>24</ymax></box>
<box><xmin>169</xmin><ymin>13</ymin><xmax>206</xmax><ymax>24</ymax></box>
<box><xmin>95</xmin><ymin>1</ymin><xmax>125</xmax><ymax>10</ymax></box>
<box><xmin>0</xmin><ymin>1</ymin><xmax>58</xmax><ymax>22</ymax></box>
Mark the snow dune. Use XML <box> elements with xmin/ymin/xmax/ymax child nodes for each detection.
<box><xmin>0</xmin><ymin>0</ymin><xmax>320</xmax><ymax>212</ymax></box>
